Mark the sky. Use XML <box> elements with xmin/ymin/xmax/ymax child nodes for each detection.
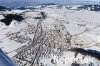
<box><xmin>0</xmin><ymin>0</ymin><xmax>99</xmax><ymax>2</ymax></box>
<box><xmin>0</xmin><ymin>0</ymin><xmax>99</xmax><ymax>7</ymax></box>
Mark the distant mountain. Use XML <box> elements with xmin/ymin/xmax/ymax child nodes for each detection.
<box><xmin>0</xmin><ymin>6</ymin><xmax>11</xmax><ymax>11</ymax></box>
<box><xmin>42</xmin><ymin>3</ymin><xmax>56</xmax><ymax>5</ymax></box>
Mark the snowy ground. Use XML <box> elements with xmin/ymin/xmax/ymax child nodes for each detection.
<box><xmin>0</xmin><ymin>5</ymin><xmax>100</xmax><ymax>66</ymax></box>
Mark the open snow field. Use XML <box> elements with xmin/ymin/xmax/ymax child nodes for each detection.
<box><xmin>0</xmin><ymin>5</ymin><xmax>100</xmax><ymax>66</ymax></box>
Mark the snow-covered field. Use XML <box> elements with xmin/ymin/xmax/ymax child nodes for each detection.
<box><xmin>0</xmin><ymin>5</ymin><xmax>100</xmax><ymax>66</ymax></box>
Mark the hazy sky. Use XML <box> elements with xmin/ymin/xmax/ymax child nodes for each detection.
<box><xmin>0</xmin><ymin>0</ymin><xmax>100</xmax><ymax>2</ymax></box>
<box><xmin>0</xmin><ymin>0</ymin><xmax>99</xmax><ymax>7</ymax></box>
<box><xmin>0</xmin><ymin>0</ymin><xmax>99</xmax><ymax>4</ymax></box>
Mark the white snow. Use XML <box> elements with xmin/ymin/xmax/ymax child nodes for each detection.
<box><xmin>0</xmin><ymin>5</ymin><xmax>100</xmax><ymax>66</ymax></box>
